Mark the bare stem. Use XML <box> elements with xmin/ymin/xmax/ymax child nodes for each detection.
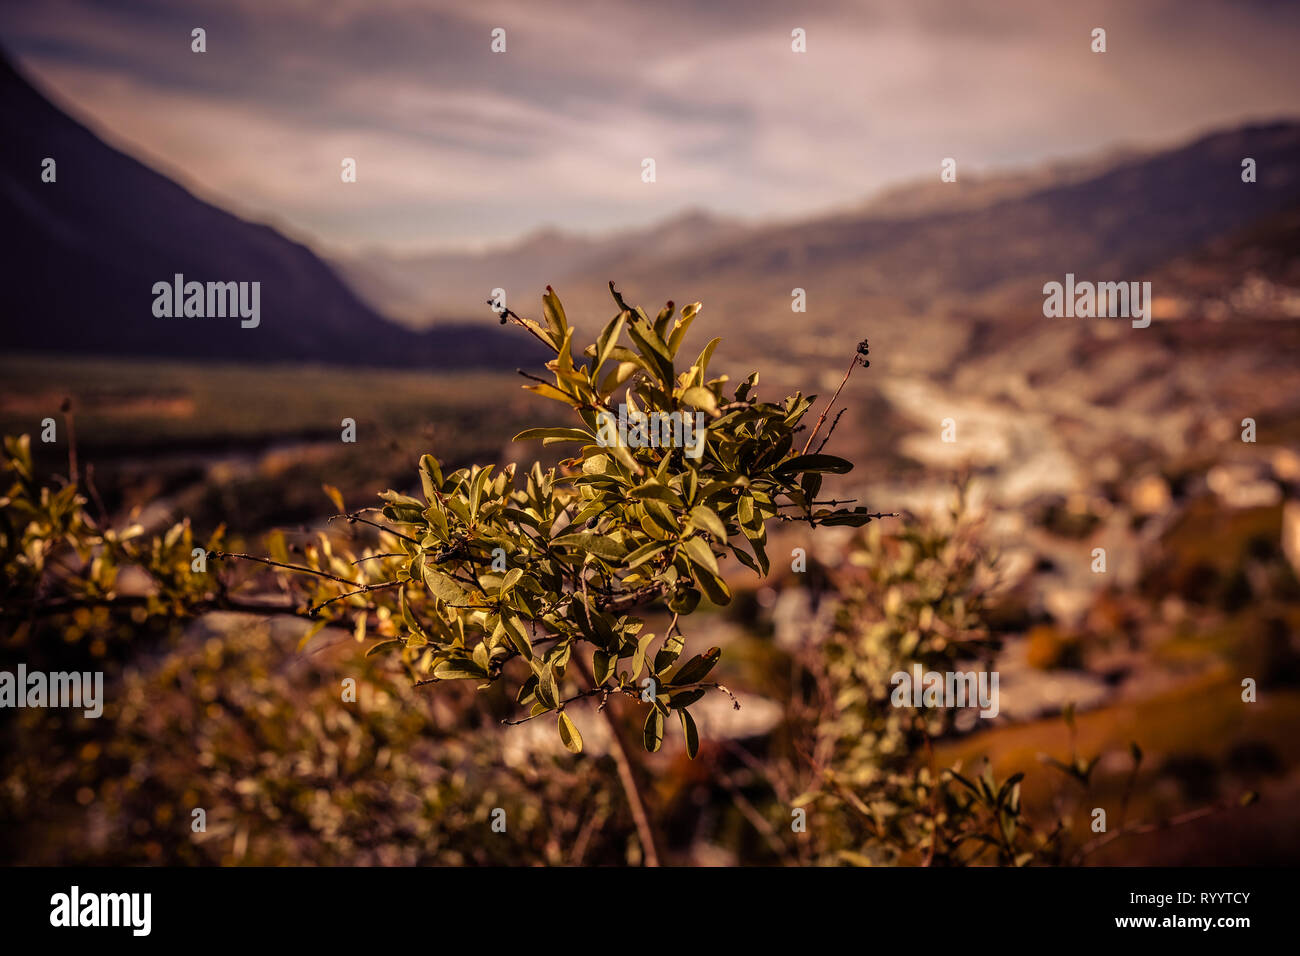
<box><xmin>209</xmin><ymin>550</ymin><xmax>356</xmax><ymax>586</ymax></box>
<box><xmin>801</xmin><ymin>348</ymin><xmax>866</xmax><ymax>455</ymax></box>
<box><xmin>573</xmin><ymin>655</ymin><xmax>662</xmax><ymax>867</ymax></box>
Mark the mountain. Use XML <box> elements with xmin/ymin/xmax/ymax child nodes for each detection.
<box><xmin>332</xmin><ymin>209</ymin><xmax>746</xmax><ymax>326</ymax></box>
<box><xmin>521</xmin><ymin>121</ymin><xmax>1300</xmax><ymax>376</ymax></box>
<box><xmin>617</xmin><ymin>123</ymin><xmax>1300</xmax><ymax>305</ymax></box>
<box><xmin>0</xmin><ymin>54</ymin><xmax>543</xmax><ymax>368</ymax></box>
<box><xmin>6</xmin><ymin>39</ymin><xmax>1295</xmax><ymax>376</ymax></box>
<box><xmin>330</xmin><ymin>120</ymin><xmax>1300</xmax><ymax>379</ymax></box>
<box><xmin>847</xmin><ymin>145</ymin><xmax>1149</xmax><ymax>222</ymax></box>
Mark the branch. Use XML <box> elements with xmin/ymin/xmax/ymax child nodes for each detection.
<box><xmin>776</xmin><ymin>511</ymin><xmax>896</xmax><ymax>524</ymax></box>
<box><xmin>4</xmin><ymin>591</ymin><xmax>307</xmax><ymax>621</ymax></box>
<box><xmin>209</xmin><ymin>550</ymin><xmax>356</xmax><ymax>587</ymax></box>
<box><xmin>308</xmin><ymin>580</ymin><xmax>404</xmax><ymax>615</ymax></box>
<box><xmin>800</xmin><ymin>339</ymin><xmax>869</xmax><ymax>455</ymax></box>
<box><xmin>596</xmin><ymin>581</ymin><xmax>666</xmax><ymax>613</ymax></box>
<box><xmin>490</xmin><ymin>299</ymin><xmax>559</xmax><ymax>351</ymax></box>
<box><xmin>328</xmin><ymin>512</ymin><xmax>420</xmax><ymax>545</ymax></box>
<box><xmin>573</xmin><ymin>654</ymin><xmax>662</xmax><ymax>867</ymax></box>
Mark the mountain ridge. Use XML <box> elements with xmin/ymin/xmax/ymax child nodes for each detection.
<box><xmin>0</xmin><ymin>53</ymin><xmax>544</xmax><ymax>369</ymax></box>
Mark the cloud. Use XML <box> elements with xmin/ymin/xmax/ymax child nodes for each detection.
<box><xmin>3</xmin><ymin>0</ymin><xmax>1298</xmax><ymax>249</ymax></box>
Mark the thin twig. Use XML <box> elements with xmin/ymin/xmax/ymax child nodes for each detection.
<box><xmin>328</xmin><ymin>512</ymin><xmax>420</xmax><ymax>545</ymax></box>
<box><xmin>308</xmin><ymin>580</ymin><xmax>404</xmax><ymax>614</ymax></box>
<box><xmin>351</xmin><ymin>552</ymin><xmax>405</xmax><ymax>566</ymax></box>
<box><xmin>800</xmin><ymin>347</ymin><xmax>866</xmax><ymax>455</ymax></box>
<box><xmin>209</xmin><ymin>550</ymin><xmax>356</xmax><ymax>586</ymax></box>
<box><xmin>814</xmin><ymin>408</ymin><xmax>849</xmax><ymax>455</ymax></box>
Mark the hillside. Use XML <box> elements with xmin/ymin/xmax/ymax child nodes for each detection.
<box><xmin>0</xmin><ymin>54</ymin><xmax>542</xmax><ymax>368</ymax></box>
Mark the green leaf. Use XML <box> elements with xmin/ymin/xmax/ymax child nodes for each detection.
<box><xmin>688</xmin><ymin>505</ymin><xmax>726</xmax><ymax>540</ymax></box>
<box><xmin>678</xmin><ymin>708</ymin><xmax>700</xmax><ymax>759</ymax></box>
<box><xmin>468</xmin><ymin>465</ymin><xmax>493</xmax><ymax>519</ymax></box>
<box><xmin>667</xmin><ymin>586</ymin><xmax>700</xmax><ymax>614</ymax></box>
<box><xmin>322</xmin><ymin>483</ymin><xmax>344</xmax><ymax>513</ymax></box>
<box><xmin>364</xmin><ymin>638</ymin><xmax>403</xmax><ymax>658</ymax></box>
<box><xmin>670</xmin><ymin>646</ymin><xmax>721</xmax><ymax>686</ymax></box>
<box><xmin>434</xmin><ymin>659</ymin><xmax>488</xmax><ymax>680</ymax></box>
<box><xmin>691</xmin><ymin>337</ymin><xmax>721</xmax><ymax>383</ymax></box>
<box><xmin>627</xmin><ymin>322</ymin><xmax>674</xmax><ymax>385</ymax></box>
<box><xmin>593</xmin><ymin>649</ymin><xmax>614</xmax><ymax>685</ymax></box>
<box><xmin>680</xmin><ymin>386</ymin><xmax>719</xmax><ymax>416</ymax></box>
<box><xmin>542</xmin><ymin>286</ymin><xmax>569</xmax><ymax>340</ymax></box>
<box><xmin>669</xmin><ymin>687</ymin><xmax>705</xmax><ymax>708</ymax></box>
<box><xmin>775</xmin><ymin>453</ymin><xmax>854</xmax><ymax>475</ymax></box>
<box><xmin>550</xmin><ymin>532</ymin><xmax>627</xmax><ymax>561</ymax></box>
<box><xmin>653</xmin><ymin>300</ymin><xmax>676</xmax><ymax>338</ymax></box>
<box><xmin>996</xmin><ymin>773</ymin><xmax>1025</xmax><ymax>808</ymax></box>
<box><xmin>558</xmin><ymin>711</ymin><xmax>583</xmax><ymax>754</ymax></box>
<box><xmin>643</xmin><ymin>708</ymin><xmax>665</xmax><ymax>752</ymax></box>
<box><xmin>596</xmin><ymin>313</ymin><xmax>626</xmax><ymax>367</ymax></box>
<box><xmin>630</xmin><ymin>631</ymin><xmax>657</xmax><ymax>681</ymax></box>
<box><xmin>523</xmin><ymin>381</ymin><xmax>577</xmax><ymax>404</ymax></box>
<box><xmin>419</xmin><ymin>453</ymin><xmax>443</xmax><ymax>493</ymax></box>
<box><xmin>423</xmin><ymin>562</ymin><xmax>473</xmax><ymax>606</ymax></box>
<box><xmin>534</xmin><ymin>661</ymin><xmax>560</xmax><ymax>708</ymax></box>
<box><xmin>667</xmin><ymin>301</ymin><xmax>701</xmax><ymax>356</ymax></box>
<box><xmin>500</xmin><ymin>614</ymin><xmax>533</xmax><ymax>659</ymax></box>
<box><xmin>513</xmin><ymin>427</ymin><xmax>593</xmax><ymax>444</ymax></box>
<box><xmin>401</xmin><ymin>591</ymin><xmax>429</xmax><ymax>646</ymax></box>
<box><xmin>625</xmin><ymin>540</ymin><xmax>669</xmax><ymax>570</ymax></box>
<box><xmin>948</xmin><ymin>769</ymin><xmax>981</xmax><ymax>800</ymax></box>
<box><xmin>652</xmin><ymin>631</ymin><xmax>685</xmax><ymax>675</ymax></box>
<box><xmin>681</xmin><ymin>535</ymin><xmax>719</xmax><ymax>576</ymax></box>
<box><xmin>695</xmin><ymin>565</ymin><xmax>732</xmax><ymax>606</ymax></box>
<box><xmin>815</xmin><ymin>508</ymin><xmax>881</xmax><ymax>527</ymax></box>
<box><xmin>629</xmin><ymin>481</ymin><xmax>685</xmax><ymax>508</ymax></box>
<box><xmin>642</xmin><ymin>499</ymin><xmax>681</xmax><ymax>535</ymax></box>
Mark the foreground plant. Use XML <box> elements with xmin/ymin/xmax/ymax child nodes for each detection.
<box><xmin>1</xmin><ymin>283</ymin><xmax>885</xmax><ymax>866</ymax></box>
<box><xmin>775</xmin><ymin>501</ymin><xmax>1257</xmax><ymax>866</ymax></box>
<box><xmin>1</xmin><ymin>433</ymin><xmax>225</xmax><ymax>654</ymax></box>
<box><xmin>228</xmin><ymin>284</ymin><xmax>884</xmax><ymax>755</ymax></box>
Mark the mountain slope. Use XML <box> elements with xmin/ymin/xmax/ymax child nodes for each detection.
<box><xmin>637</xmin><ymin>123</ymin><xmax>1299</xmax><ymax>298</ymax></box>
<box><xmin>0</xmin><ymin>54</ymin><xmax>540</xmax><ymax>368</ymax></box>
<box><xmin>502</xmin><ymin>121</ymin><xmax>1296</xmax><ymax>376</ymax></box>
<box><xmin>333</xmin><ymin>209</ymin><xmax>746</xmax><ymax>326</ymax></box>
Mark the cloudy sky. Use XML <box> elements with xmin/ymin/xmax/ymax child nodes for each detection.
<box><xmin>3</xmin><ymin>0</ymin><xmax>1299</xmax><ymax>252</ymax></box>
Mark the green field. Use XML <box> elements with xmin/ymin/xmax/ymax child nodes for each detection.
<box><xmin>0</xmin><ymin>354</ymin><xmax>565</xmax><ymax>533</ymax></box>
<box><xmin>0</xmin><ymin>353</ymin><xmax>538</xmax><ymax>451</ymax></box>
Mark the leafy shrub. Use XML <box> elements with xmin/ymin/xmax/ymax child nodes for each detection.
<box><xmin>793</xmin><ymin>503</ymin><xmax>1069</xmax><ymax>865</ymax></box>
<box><xmin>1</xmin><ymin>433</ymin><xmax>224</xmax><ymax>666</ymax></box>
<box><xmin>228</xmin><ymin>284</ymin><xmax>883</xmax><ymax>758</ymax></box>
<box><xmin>2</xmin><ymin>283</ymin><xmax>883</xmax><ymax>866</ymax></box>
<box><xmin>1</xmin><ymin>616</ymin><xmax>636</xmax><ymax>865</ymax></box>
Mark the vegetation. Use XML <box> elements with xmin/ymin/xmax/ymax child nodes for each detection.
<box><xmin>262</xmin><ymin>285</ymin><xmax>883</xmax><ymax>749</ymax></box>
<box><xmin>1</xmin><ymin>285</ymin><xmax>1260</xmax><ymax>866</ymax></box>
<box><xmin>3</xmin><ymin>284</ymin><xmax>884</xmax><ymax>864</ymax></box>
